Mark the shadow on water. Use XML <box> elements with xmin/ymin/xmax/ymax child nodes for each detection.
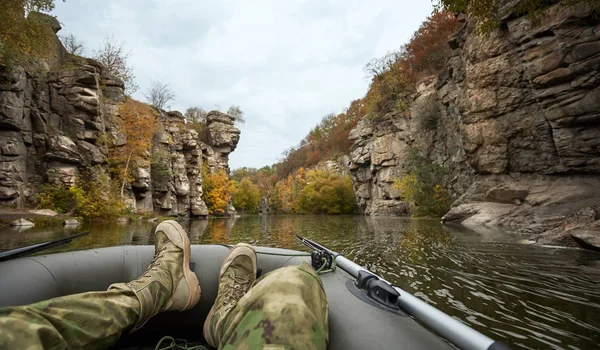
<box><xmin>2</xmin><ymin>215</ymin><xmax>600</xmax><ymax>349</ymax></box>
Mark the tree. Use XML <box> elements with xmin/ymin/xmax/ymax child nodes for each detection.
<box><xmin>24</xmin><ymin>0</ymin><xmax>59</xmax><ymax>14</ymax></box>
<box><xmin>201</xmin><ymin>165</ymin><xmax>234</xmax><ymax>215</ymax></box>
<box><xmin>232</xmin><ymin>178</ymin><xmax>261</xmax><ymax>213</ymax></box>
<box><xmin>298</xmin><ymin>170</ymin><xmax>356</xmax><ymax>214</ymax></box>
<box><xmin>184</xmin><ymin>107</ymin><xmax>207</xmax><ymax>124</ymax></box>
<box><xmin>145</xmin><ymin>80</ymin><xmax>175</xmax><ymax>111</ymax></box>
<box><xmin>227</xmin><ymin>105</ymin><xmax>245</xmax><ymax>124</ymax></box>
<box><xmin>92</xmin><ymin>35</ymin><xmax>138</xmax><ymax>95</ymax></box>
<box><xmin>60</xmin><ymin>33</ymin><xmax>84</xmax><ymax>56</ymax></box>
<box><xmin>108</xmin><ymin>99</ymin><xmax>157</xmax><ymax>197</ymax></box>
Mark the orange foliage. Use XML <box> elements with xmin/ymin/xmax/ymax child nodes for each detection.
<box><xmin>109</xmin><ymin>99</ymin><xmax>157</xmax><ymax>186</ymax></box>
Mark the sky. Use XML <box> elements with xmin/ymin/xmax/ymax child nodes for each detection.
<box><xmin>53</xmin><ymin>0</ymin><xmax>434</xmax><ymax>170</ymax></box>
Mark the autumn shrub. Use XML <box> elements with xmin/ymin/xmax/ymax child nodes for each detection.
<box><xmin>393</xmin><ymin>148</ymin><xmax>451</xmax><ymax>217</ymax></box>
<box><xmin>232</xmin><ymin>178</ymin><xmax>261</xmax><ymax>214</ymax></box>
<box><xmin>298</xmin><ymin>170</ymin><xmax>357</xmax><ymax>214</ymax></box>
<box><xmin>201</xmin><ymin>165</ymin><xmax>233</xmax><ymax>215</ymax></box>
<box><xmin>37</xmin><ymin>184</ymin><xmax>78</xmax><ymax>213</ymax></box>
<box><xmin>36</xmin><ymin>167</ymin><xmax>127</xmax><ymax>221</ymax></box>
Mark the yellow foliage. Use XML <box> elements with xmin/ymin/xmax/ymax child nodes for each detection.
<box><xmin>109</xmin><ymin>99</ymin><xmax>157</xmax><ymax>187</ymax></box>
<box><xmin>37</xmin><ymin>167</ymin><xmax>127</xmax><ymax>221</ymax></box>
<box><xmin>202</xmin><ymin>165</ymin><xmax>233</xmax><ymax>215</ymax></box>
<box><xmin>232</xmin><ymin>178</ymin><xmax>261</xmax><ymax>213</ymax></box>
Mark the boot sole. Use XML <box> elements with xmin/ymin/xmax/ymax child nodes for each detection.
<box><xmin>203</xmin><ymin>243</ymin><xmax>257</xmax><ymax>345</ymax></box>
<box><xmin>157</xmin><ymin>220</ymin><xmax>201</xmax><ymax>311</ymax></box>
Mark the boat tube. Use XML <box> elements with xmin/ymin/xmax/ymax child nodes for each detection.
<box><xmin>0</xmin><ymin>244</ymin><xmax>500</xmax><ymax>349</ymax></box>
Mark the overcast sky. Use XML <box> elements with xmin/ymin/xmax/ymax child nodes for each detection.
<box><xmin>53</xmin><ymin>0</ymin><xmax>433</xmax><ymax>170</ymax></box>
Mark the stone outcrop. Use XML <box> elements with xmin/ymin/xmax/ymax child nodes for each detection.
<box><xmin>348</xmin><ymin>1</ymin><xmax>600</xmax><ymax>245</ymax></box>
<box><xmin>0</xmin><ymin>21</ymin><xmax>240</xmax><ymax>217</ymax></box>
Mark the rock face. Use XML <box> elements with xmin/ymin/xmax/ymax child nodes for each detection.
<box><xmin>0</xmin><ymin>23</ymin><xmax>240</xmax><ymax>217</ymax></box>
<box><xmin>348</xmin><ymin>2</ymin><xmax>600</xmax><ymax>245</ymax></box>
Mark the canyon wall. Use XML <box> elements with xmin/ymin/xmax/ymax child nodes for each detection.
<box><xmin>348</xmin><ymin>2</ymin><xmax>600</xmax><ymax>245</ymax></box>
<box><xmin>0</xmin><ymin>19</ymin><xmax>239</xmax><ymax>217</ymax></box>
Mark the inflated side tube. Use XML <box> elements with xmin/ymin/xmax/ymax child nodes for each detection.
<box><xmin>0</xmin><ymin>245</ymin><xmax>454</xmax><ymax>350</ymax></box>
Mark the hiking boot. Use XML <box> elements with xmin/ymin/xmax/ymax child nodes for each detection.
<box><xmin>203</xmin><ymin>243</ymin><xmax>257</xmax><ymax>347</ymax></box>
<box><xmin>108</xmin><ymin>220</ymin><xmax>201</xmax><ymax>331</ymax></box>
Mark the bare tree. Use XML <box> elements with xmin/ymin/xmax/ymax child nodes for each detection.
<box><xmin>145</xmin><ymin>81</ymin><xmax>175</xmax><ymax>111</ymax></box>
<box><xmin>227</xmin><ymin>105</ymin><xmax>245</xmax><ymax>124</ymax></box>
<box><xmin>184</xmin><ymin>107</ymin><xmax>207</xmax><ymax>124</ymax></box>
<box><xmin>364</xmin><ymin>51</ymin><xmax>401</xmax><ymax>79</ymax></box>
<box><xmin>92</xmin><ymin>35</ymin><xmax>139</xmax><ymax>95</ymax></box>
<box><xmin>60</xmin><ymin>33</ymin><xmax>84</xmax><ymax>56</ymax></box>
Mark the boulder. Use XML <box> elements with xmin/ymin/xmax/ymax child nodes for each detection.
<box><xmin>10</xmin><ymin>218</ymin><xmax>34</xmax><ymax>227</ymax></box>
<box><xmin>63</xmin><ymin>219</ymin><xmax>80</xmax><ymax>226</ymax></box>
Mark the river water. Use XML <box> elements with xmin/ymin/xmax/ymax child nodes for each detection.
<box><xmin>2</xmin><ymin>215</ymin><xmax>599</xmax><ymax>350</ymax></box>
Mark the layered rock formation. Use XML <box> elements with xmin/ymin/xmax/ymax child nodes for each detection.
<box><xmin>0</xmin><ymin>21</ymin><xmax>239</xmax><ymax>217</ymax></box>
<box><xmin>348</xmin><ymin>2</ymin><xmax>600</xmax><ymax>246</ymax></box>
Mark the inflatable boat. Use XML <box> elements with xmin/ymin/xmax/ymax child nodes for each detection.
<box><xmin>0</xmin><ymin>240</ymin><xmax>509</xmax><ymax>350</ymax></box>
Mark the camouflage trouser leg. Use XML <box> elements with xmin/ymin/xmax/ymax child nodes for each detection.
<box><xmin>0</xmin><ymin>289</ymin><xmax>139</xmax><ymax>350</ymax></box>
<box><xmin>220</xmin><ymin>262</ymin><xmax>329</xmax><ymax>350</ymax></box>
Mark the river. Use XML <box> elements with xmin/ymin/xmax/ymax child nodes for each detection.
<box><xmin>2</xmin><ymin>215</ymin><xmax>599</xmax><ymax>350</ymax></box>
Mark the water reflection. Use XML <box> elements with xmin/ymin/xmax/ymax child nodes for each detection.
<box><xmin>1</xmin><ymin>215</ymin><xmax>600</xmax><ymax>349</ymax></box>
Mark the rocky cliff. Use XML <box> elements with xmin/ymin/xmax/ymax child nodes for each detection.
<box><xmin>348</xmin><ymin>2</ymin><xmax>600</xmax><ymax>246</ymax></box>
<box><xmin>0</xmin><ymin>20</ymin><xmax>239</xmax><ymax>217</ymax></box>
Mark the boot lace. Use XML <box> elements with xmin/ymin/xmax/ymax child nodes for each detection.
<box><xmin>128</xmin><ymin>246</ymin><xmax>168</xmax><ymax>288</ymax></box>
<box><xmin>223</xmin><ymin>273</ymin><xmax>253</xmax><ymax>306</ymax></box>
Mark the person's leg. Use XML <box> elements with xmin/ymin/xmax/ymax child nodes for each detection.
<box><xmin>0</xmin><ymin>220</ymin><xmax>201</xmax><ymax>350</ymax></box>
<box><xmin>203</xmin><ymin>244</ymin><xmax>328</xmax><ymax>350</ymax></box>
<box><xmin>0</xmin><ymin>289</ymin><xmax>139</xmax><ymax>350</ymax></box>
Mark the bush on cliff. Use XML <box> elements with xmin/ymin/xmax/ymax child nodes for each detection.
<box><xmin>37</xmin><ymin>167</ymin><xmax>127</xmax><ymax>221</ymax></box>
<box><xmin>434</xmin><ymin>0</ymin><xmax>600</xmax><ymax>34</ymax></box>
<box><xmin>201</xmin><ymin>165</ymin><xmax>233</xmax><ymax>216</ymax></box>
<box><xmin>393</xmin><ymin>148</ymin><xmax>451</xmax><ymax>217</ymax></box>
<box><xmin>0</xmin><ymin>0</ymin><xmax>58</xmax><ymax>67</ymax></box>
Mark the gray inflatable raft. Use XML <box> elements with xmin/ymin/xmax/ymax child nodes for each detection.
<box><xmin>0</xmin><ymin>245</ymin><xmax>454</xmax><ymax>349</ymax></box>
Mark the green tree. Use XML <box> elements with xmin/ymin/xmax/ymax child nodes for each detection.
<box><xmin>232</xmin><ymin>178</ymin><xmax>261</xmax><ymax>213</ymax></box>
<box><xmin>298</xmin><ymin>170</ymin><xmax>357</xmax><ymax>215</ymax></box>
<box><xmin>393</xmin><ymin>148</ymin><xmax>451</xmax><ymax>217</ymax></box>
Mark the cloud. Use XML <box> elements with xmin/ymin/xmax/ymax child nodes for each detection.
<box><xmin>53</xmin><ymin>0</ymin><xmax>433</xmax><ymax>169</ymax></box>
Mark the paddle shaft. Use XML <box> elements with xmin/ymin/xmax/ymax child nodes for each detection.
<box><xmin>294</xmin><ymin>235</ymin><xmax>508</xmax><ymax>350</ymax></box>
<box><xmin>0</xmin><ymin>232</ymin><xmax>89</xmax><ymax>262</ymax></box>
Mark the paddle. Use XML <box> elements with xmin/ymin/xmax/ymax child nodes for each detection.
<box><xmin>294</xmin><ymin>235</ymin><xmax>511</xmax><ymax>350</ymax></box>
<box><xmin>0</xmin><ymin>231</ymin><xmax>89</xmax><ymax>262</ymax></box>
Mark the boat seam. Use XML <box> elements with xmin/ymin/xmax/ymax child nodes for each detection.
<box><xmin>28</xmin><ymin>257</ymin><xmax>60</xmax><ymax>292</ymax></box>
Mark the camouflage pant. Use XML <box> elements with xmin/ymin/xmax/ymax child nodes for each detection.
<box><xmin>0</xmin><ymin>264</ymin><xmax>328</xmax><ymax>350</ymax></box>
